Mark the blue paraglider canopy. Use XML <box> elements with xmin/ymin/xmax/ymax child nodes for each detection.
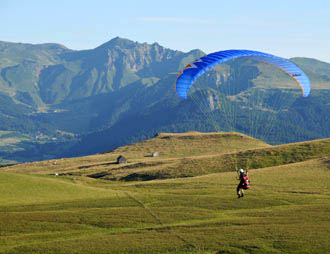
<box><xmin>175</xmin><ymin>50</ymin><xmax>311</xmax><ymax>99</ymax></box>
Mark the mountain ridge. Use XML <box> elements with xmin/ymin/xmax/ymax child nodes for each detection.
<box><xmin>0</xmin><ymin>37</ymin><xmax>329</xmax><ymax>164</ymax></box>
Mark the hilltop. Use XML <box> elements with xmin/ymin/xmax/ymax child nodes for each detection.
<box><xmin>2</xmin><ymin>131</ymin><xmax>269</xmax><ymax>174</ymax></box>
<box><xmin>3</xmin><ymin>131</ymin><xmax>329</xmax><ymax>180</ymax></box>
<box><xmin>1</xmin><ymin>131</ymin><xmax>329</xmax><ymax>254</ymax></box>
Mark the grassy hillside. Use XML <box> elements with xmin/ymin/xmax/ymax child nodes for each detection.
<box><xmin>113</xmin><ymin>132</ymin><xmax>270</xmax><ymax>158</ymax></box>
<box><xmin>8</xmin><ymin>131</ymin><xmax>328</xmax><ymax>182</ymax></box>
<box><xmin>1</xmin><ymin>132</ymin><xmax>329</xmax><ymax>253</ymax></box>
<box><xmin>0</xmin><ymin>171</ymin><xmax>120</xmax><ymax>207</ymax></box>
<box><xmin>2</xmin><ymin>132</ymin><xmax>269</xmax><ymax>175</ymax></box>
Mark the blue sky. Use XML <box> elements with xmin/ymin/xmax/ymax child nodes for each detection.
<box><xmin>1</xmin><ymin>0</ymin><xmax>330</xmax><ymax>62</ymax></box>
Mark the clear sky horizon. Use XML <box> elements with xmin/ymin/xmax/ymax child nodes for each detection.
<box><xmin>1</xmin><ymin>0</ymin><xmax>330</xmax><ymax>63</ymax></box>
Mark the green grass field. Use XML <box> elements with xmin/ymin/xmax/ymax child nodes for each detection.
<box><xmin>0</xmin><ymin>132</ymin><xmax>329</xmax><ymax>254</ymax></box>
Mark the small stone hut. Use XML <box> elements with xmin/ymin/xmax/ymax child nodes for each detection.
<box><xmin>152</xmin><ymin>152</ymin><xmax>159</xmax><ymax>157</ymax></box>
<box><xmin>117</xmin><ymin>155</ymin><xmax>128</xmax><ymax>164</ymax></box>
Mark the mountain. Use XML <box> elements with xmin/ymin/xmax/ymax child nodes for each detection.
<box><xmin>1</xmin><ymin>37</ymin><xmax>203</xmax><ymax>106</ymax></box>
<box><xmin>0</xmin><ymin>37</ymin><xmax>330</xmax><ymax>164</ymax></box>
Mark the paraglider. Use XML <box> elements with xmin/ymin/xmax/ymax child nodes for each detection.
<box><xmin>175</xmin><ymin>49</ymin><xmax>311</xmax><ymax>99</ymax></box>
<box><xmin>175</xmin><ymin>50</ymin><xmax>312</xmax><ymax>199</ymax></box>
<box><xmin>236</xmin><ymin>168</ymin><xmax>250</xmax><ymax>198</ymax></box>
